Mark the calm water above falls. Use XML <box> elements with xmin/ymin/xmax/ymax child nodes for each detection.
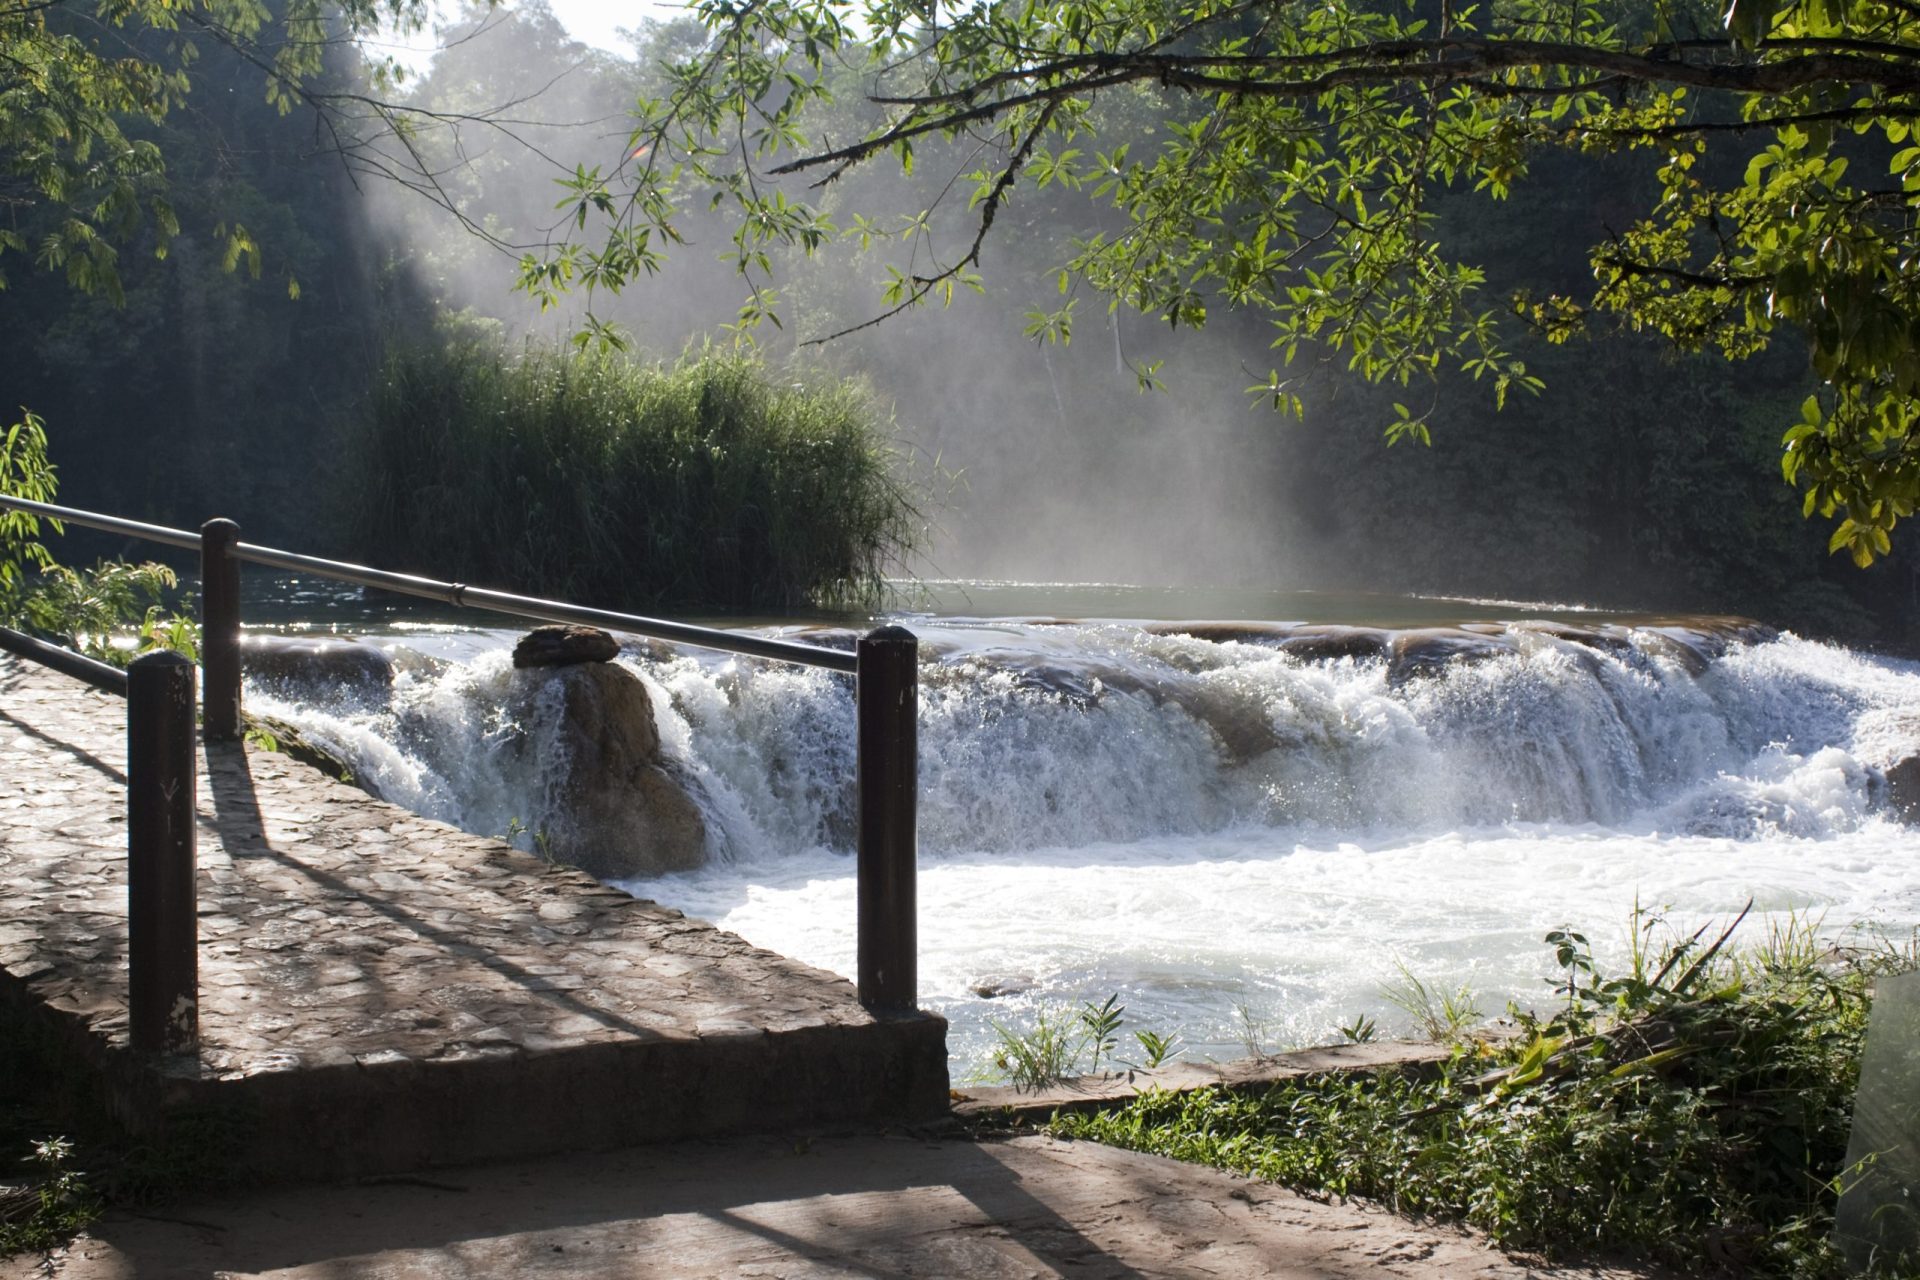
<box><xmin>248</xmin><ymin>584</ymin><xmax>1920</xmax><ymax>1078</ymax></box>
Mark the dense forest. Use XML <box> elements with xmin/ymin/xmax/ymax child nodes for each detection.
<box><xmin>1</xmin><ymin>0</ymin><xmax>1912</xmax><ymax>642</ymax></box>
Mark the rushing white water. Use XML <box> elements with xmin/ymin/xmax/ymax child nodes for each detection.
<box><xmin>250</xmin><ymin>611</ymin><xmax>1920</xmax><ymax>1079</ymax></box>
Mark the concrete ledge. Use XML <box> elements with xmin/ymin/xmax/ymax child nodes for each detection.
<box><xmin>950</xmin><ymin>1040</ymin><xmax>1453</xmax><ymax>1124</ymax></box>
<box><xmin>2</xmin><ymin>883</ymin><xmax>951</xmax><ymax>1182</ymax></box>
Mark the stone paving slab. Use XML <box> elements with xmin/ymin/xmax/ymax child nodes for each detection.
<box><xmin>0</xmin><ymin>656</ymin><xmax>948</xmax><ymax>1180</ymax></box>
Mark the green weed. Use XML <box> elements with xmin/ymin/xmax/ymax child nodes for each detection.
<box><xmin>1380</xmin><ymin>957</ymin><xmax>1481</xmax><ymax>1043</ymax></box>
<box><xmin>0</xmin><ymin>1137</ymin><xmax>97</xmax><ymax>1258</ymax></box>
<box><xmin>502</xmin><ymin>817</ymin><xmax>559</xmax><ymax>864</ymax></box>
<box><xmin>1132</xmin><ymin>1029</ymin><xmax>1182</xmax><ymax>1069</ymax></box>
<box><xmin>1338</xmin><ymin>1013</ymin><xmax>1377</xmax><ymax>1044</ymax></box>
<box><xmin>1079</xmin><ymin>996</ymin><xmax>1124</xmax><ymax>1074</ymax></box>
<box><xmin>1232</xmin><ymin>1002</ymin><xmax>1273</xmax><ymax>1059</ymax></box>
<box><xmin>990</xmin><ymin>996</ymin><xmax>1178</xmax><ymax>1089</ymax></box>
<box><xmin>990</xmin><ymin>1006</ymin><xmax>1083</xmax><ymax>1091</ymax></box>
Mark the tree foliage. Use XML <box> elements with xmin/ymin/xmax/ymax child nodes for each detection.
<box><xmin>536</xmin><ymin>0</ymin><xmax>1920</xmax><ymax>564</ymax></box>
<box><xmin>0</xmin><ymin>411</ymin><xmax>196</xmax><ymax>664</ymax></box>
<box><xmin>0</xmin><ymin>0</ymin><xmax>418</xmax><ymax>299</ymax></box>
<box><xmin>0</xmin><ymin>411</ymin><xmax>58</xmax><ymax>605</ymax></box>
<box><xmin>3</xmin><ymin>0</ymin><xmax>1911</xmax><ymax>640</ymax></box>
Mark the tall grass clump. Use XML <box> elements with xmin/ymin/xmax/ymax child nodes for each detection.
<box><xmin>1054</xmin><ymin>909</ymin><xmax>1917</xmax><ymax>1277</ymax></box>
<box><xmin>342</xmin><ymin>337</ymin><xmax>921</xmax><ymax>611</ymax></box>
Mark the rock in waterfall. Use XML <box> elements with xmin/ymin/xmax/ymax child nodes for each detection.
<box><xmin>507</xmin><ymin>631</ymin><xmax>708</xmax><ymax>877</ymax></box>
<box><xmin>241</xmin><ymin>634</ymin><xmax>394</xmax><ymax>693</ymax></box>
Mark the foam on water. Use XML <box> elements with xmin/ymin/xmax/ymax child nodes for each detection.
<box><xmin>251</xmin><ymin>620</ymin><xmax>1920</xmax><ymax>1078</ymax></box>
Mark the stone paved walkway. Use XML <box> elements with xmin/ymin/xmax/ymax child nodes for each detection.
<box><xmin>11</xmin><ymin>1133</ymin><xmax>1665</xmax><ymax>1280</ymax></box>
<box><xmin>0</xmin><ymin>656</ymin><xmax>946</xmax><ymax>1179</ymax></box>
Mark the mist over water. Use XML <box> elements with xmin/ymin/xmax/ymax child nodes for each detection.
<box><xmin>354</xmin><ymin>5</ymin><xmax>1322</xmax><ymax>594</ymax></box>
<box><xmin>351</xmin><ymin>5</ymin><xmax>1918</xmax><ymax>639</ymax></box>
<box><xmin>254</xmin><ymin>614</ymin><xmax>1920</xmax><ymax>1075</ymax></box>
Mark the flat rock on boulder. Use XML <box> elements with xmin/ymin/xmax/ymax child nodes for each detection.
<box><xmin>513</xmin><ymin>625</ymin><xmax>620</xmax><ymax>669</ymax></box>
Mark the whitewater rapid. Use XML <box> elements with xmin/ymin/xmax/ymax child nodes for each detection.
<box><xmin>249</xmin><ymin>614</ymin><xmax>1920</xmax><ymax>1077</ymax></box>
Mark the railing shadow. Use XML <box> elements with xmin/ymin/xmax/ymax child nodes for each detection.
<box><xmin>81</xmin><ymin>1135</ymin><xmax>1156</xmax><ymax>1279</ymax></box>
<box><xmin>0</xmin><ymin>706</ymin><xmax>127</xmax><ymax>786</ymax></box>
<box><xmin>202</xmin><ymin>741</ymin><xmax>661</xmax><ymax>1044</ymax></box>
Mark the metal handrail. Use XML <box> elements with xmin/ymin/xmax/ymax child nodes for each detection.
<box><xmin>0</xmin><ymin>494</ymin><xmax>856</xmax><ymax>674</ymax></box>
<box><xmin>0</xmin><ymin>494</ymin><xmax>201</xmax><ymax>551</ymax></box>
<box><xmin>0</xmin><ymin>491</ymin><xmax>919</xmax><ymax>1014</ymax></box>
<box><xmin>232</xmin><ymin>543</ymin><xmax>859</xmax><ymax>674</ymax></box>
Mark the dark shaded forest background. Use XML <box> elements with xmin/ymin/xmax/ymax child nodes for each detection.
<box><xmin>3</xmin><ymin>0</ymin><xmax>1913</xmax><ymax>643</ymax></box>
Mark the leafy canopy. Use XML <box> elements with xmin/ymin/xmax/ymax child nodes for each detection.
<box><xmin>535</xmin><ymin>0</ymin><xmax>1920</xmax><ymax>565</ymax></box>
<box><xmin>0</xmin><ymin>0</ymin><xmax>421</xmax><ymax>300</ymax></box>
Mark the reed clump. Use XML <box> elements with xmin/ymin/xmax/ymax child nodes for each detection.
<box><xmin>342</xmin><ymin>338</ymin><xmax>920</xmax><ymax>611</ymax></box>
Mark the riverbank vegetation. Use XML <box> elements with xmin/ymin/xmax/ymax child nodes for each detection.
<box><xmin>342</xmin><ymin>338</ymin><xmax>921</xmax><ymax>611</ymax></box>
<box><xmin>990</xmin><ymin>994</ymin><xmax>1181</xmax><ymax>1089</ymax></box>
<box><xmin>1053</xmin><ymin>913</ymin><xmax>1913</xmax><ymax>1277</ymax></box>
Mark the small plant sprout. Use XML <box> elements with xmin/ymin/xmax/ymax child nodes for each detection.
<box><xmin>1133</xmin><ymin>1029</ymin><xmax>1182</xmax><ymax>1069</ymax></box>
<box><xmin>532</xmin><ymin>828</ymin><xmax>558</xmax><ymax>865</ymax></box>
<box><xmin>1545</xmin><ymin>925</ymin><xmax>1595</xmax><ymax>1028</ymax></box>
<box><xmin>0</xmin><ymin>1136</ymin><xmax>98</xmax><ymax>1256</ymax></box>
<box><xmin>1233</xmin><ymin>1002</ymin><xmax>1272</xmax><ymax>1060</ymax></box>
<box><xmin>501</xmin><ymin>816</ymin><xmax>559</xmax><ymax>862</ymax></box>
<box><xmin>1079</xmin><ymin>995</ymin><xmax>1125</xmax><ymax>1075</ymax></box>
<box><xmin>1339</xmin><ymin>1014</ymin><xmax>1378</xmax><ymax>1044</ymax></box>
<box><xmin>991</xmin><ymin>1007</ymin><xmax>1083</xmax><ymax>1091</ymax></box>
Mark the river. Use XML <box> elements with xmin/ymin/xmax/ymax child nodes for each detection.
<box><xmin>242</xmin><ymin>578</ymin><xmax>1920</xmax><ymax>1080</ymax></box>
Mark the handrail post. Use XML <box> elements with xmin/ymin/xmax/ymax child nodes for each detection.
<box><xmin>856</xmin><ymin>625</ymin><xmax>918</xmax><ymax>1014</ymax></box>
<box><xmin>200</xmin><ymin>518</ymin><xmax>241</xmax><ymax>740</ymax></box>
<box><xmin>127</xmin><ymin>651</ymin><xmax>199</xmax><ymax>1057</ymax></box>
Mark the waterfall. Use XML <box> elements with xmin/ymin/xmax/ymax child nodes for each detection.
<box><xmin>252</xmin><ymin>620</ymin><xmax>1919</xmax><ymax>862</ymax></box>
<box><xmin>246</xmin><ymin>615</ymin><xmax>1920</xmax><ymax>1073</ymax></box>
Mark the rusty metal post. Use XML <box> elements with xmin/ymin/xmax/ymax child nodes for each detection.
<box><xmin>199</xmin><ymin>518</ymin><xmax>241</xmax><ymax>741</ymax></box>
<box><xmin>856</xmin><ymin>625</ymin><xmax>918</xmax><ymax>1013</ymax></box>
<box><xmin>128</xmin><ymin>650</ymin><xmax>198</xmax><ymax>1057</ymax></box>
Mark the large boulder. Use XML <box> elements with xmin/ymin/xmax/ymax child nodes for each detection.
<box><xmin>240</xmin><ymin>634</ymin><xmax>393</xmax><ymax>694</ymax></box>
<box><xmin>1386</xmin><ymin>628</ymin><xmax>1515</xmax><ymax>684</ymax></box>
<box><xmin>1885</xmin><ymin>756</ymin><xmax>1920</xmax><ymax>823</ymax></box>
<box><xmin>515</xmin><ymin>660</ymin><xmax>709</xmax><ymax>878</ymax></box>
